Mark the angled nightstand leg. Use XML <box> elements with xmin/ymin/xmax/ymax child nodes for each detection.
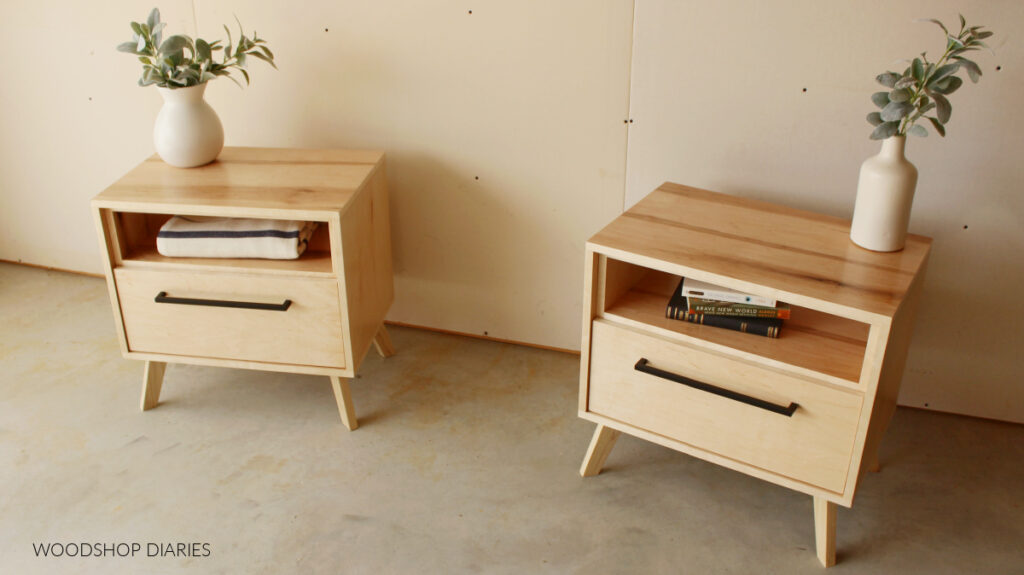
<box><xmin>866</xmin><ymin>449</ymin><xmax>882</xmax><ymax>473</ymax></box>
<box><xmin>330</xmin><ymin>376</ymin><xmax>358</xmax><ymax>430</ymax></box>
<box><xmin>372</xmin><ymin>324</ymin><xmax>395</xmax><ymax>358</ymax></box>
<box><xmin>814</xmin><ymin>496</ymin><xmax>837</xmax><ymax>567</ymax></box>
<box><xmin>141</xmin><ymin>361</ymin><xmax>166</xmax><ymax>411</ymax></box>
<box><xmin>580</xmin><ymin>424</ymin><xmax>621</xmax><ymax>477</ymax></box>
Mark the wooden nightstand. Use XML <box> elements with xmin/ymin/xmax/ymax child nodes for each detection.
<box><xmin>578</xmin><ymin>183</ymin><xmax>930</xmax><ymax>566</ymax></box>
<box><xmin>92</xmin><ymin>147</ymin><xmax>395</xmax><ymax>430</ymax></box>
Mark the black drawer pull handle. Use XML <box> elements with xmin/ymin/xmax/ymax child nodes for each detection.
<box><xmin>634</xmin><ymin>358</ymin><xmax>798</xmax><ymax>417</ymax></box>
<box><xmin>154</xmin><ymin>291</ymin><xmax>292</xmax><ymax>312</ymax></box>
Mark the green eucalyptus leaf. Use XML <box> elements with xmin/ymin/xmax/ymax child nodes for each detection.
<box><xmin>932</xmin><ymin>76</ymin><xmax>963</xmax><ymax>95</ymax></box>
<box><xmin>196</xmin><ymin>38</ymin><xmax>211</xmax><ymax>61</ymax></box>
<box><xmin>919</xmin><ymin>18</ymin><xmax>948</xmax><ymax>34</ymax></box>
<box><xmin>881</xmin><ymin>101</ymin><xmax>914</xmax><ymax>122</ymax></box>
<box><xmin>908</xmin><ymin>124</ymin><xmax>928</xmax><ymax>137</ymax></box>
<box><xmin>248</xmin><ymin>50</ymin><xmax>277</xmax><ymax>69</ymax></box>
<box><xmin>889</xmin><ymin>88</ymin><xmax>912</xmax><ymax>102</ymax></box>
<box><xmin>919</xmin><ymin>101</ymin><xmax>936</xmax><ymax>115</ymax></box>
<box><xmin>240</xmin><ymin>68</ymin><xmax>250</xmax><ymax>85</ymax></box>
<box><xmin>236</xmin><ymin>52</ymin><xmax>248</xmax><ymax>69</ymax></box>
<box><xmin>894</xmin><ymin>76</ymin><xmax>917</xmax><ymax>89</ymax></box>
<box><xmin>159</xmin><ymin>35</ymin><xmax>189</xmax><ymax>56</ymax></box>
<box><xmin>927</xmin><ymin>116</ymin><xmax>946</xmax><ymax>137</ymax></box>
<box><xmin>117</xmin><ymin>41</ymin><xmax>140</xmax><ymax>53</ymax></box>
<box><xmin>259</xmin><ymin>45</ymin><xmax>274</xmax><ymax>60</ymax></box>
<box><xmin>912</xmin><ymin>58</ymin><xmax>925</xmax><ymax>81</ymax></box>
<box><xmin>867</xmin><ymin>112</ymin><xmax>884</xmax><ymax>126</ymax></box>
<box><xmin>933</xmin><ymin>93</ymin><xmax>952</xmax><ymax>123</ymax></box>
<box><xmin>223</xmin><ymin>25</ymin><xmax>233</xmax><ymax>60</ymax></box>
<box><xmin>137</xmin><ymin>35</ymin><xmax>147</xmax><ymax>52</ymax></box>
<box><xmin>975</xmin><ymin>30</ymin><xmax>993</xmax><ymax>40</ymax></box>
<box><xmin>236</xmin><ymin>35</ymin><xmax>253</xmax><ymax>56</ymax></box>
<box><xmin>955</xmin><ymin>57</ymin><xmax>982</xmax><ymax>83</ymax></box>
<box><xmin>876</xmin><ymin>72</ymin><xmax>899</xmax><ymax>88</ymax></box>
<box><xmin>130</xmin><ymin>21</ymin><xmax>143</xmax><ymax>36</ymax></box>
<box><xmin>871</xmin><ymin>91</ymin><xmax>890</xmax><ymax>108</ymax></box>
<box><xmin>147</xmin><ymin>8</ymin><xmax>160</xmax><ymax>30</ymax></box>
<box><xmin>959</xmin><ymin>14</ymin><xmax>966</xmax><ymax>30</ymax></box>
<box><xmin>870</xmin><ymin>122</ymin><xmax>900</xmax><ymax>140</ymax></box>
<box><xmin>927</xmin><ymin>62</ymin><xmax>960</xmax><ymax>87</ymax></box>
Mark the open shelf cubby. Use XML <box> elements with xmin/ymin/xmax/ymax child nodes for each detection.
<box><xmin>113</xmin><ymin>212</ymin><xmax>335</xmax><ymax>277</ymax></box>
<box><xmin>600</xmin><ymin>258</ymin><xmax>870</xmax><ymax>386</ymax></box>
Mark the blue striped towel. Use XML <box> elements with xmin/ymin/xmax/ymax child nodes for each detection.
<box><xmin>156</xmin><ymin>216</ymin><xmax>318</xmax><ymax>260</ymax></box>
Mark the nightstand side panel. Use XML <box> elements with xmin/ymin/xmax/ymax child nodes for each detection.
<box><xmin>338</xmin><ymin>161</ymin><xmax>394</xmax><ymax>373</ymax></box>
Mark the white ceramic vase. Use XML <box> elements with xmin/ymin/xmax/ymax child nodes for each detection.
<box><xmin>850</xmin><ymin>135</ymin><xmax>918</xmax><ymax>252</ymax></box>
<box><xmin>153</xmin><ymin>83</ymin><xmax>224</xmax><ymax>168</ymax></box>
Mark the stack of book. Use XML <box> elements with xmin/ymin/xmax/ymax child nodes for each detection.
<box><xmin>665</xmin><ymin>277</ymin><xmax>789</xmax><ymax>338</ymax></box>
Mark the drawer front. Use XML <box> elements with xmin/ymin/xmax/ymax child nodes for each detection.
<box><xmin>114</xmin><ymin>268</ymin><xmax>346</xmax><ymax>368</ymax></box>
<box><xmin>587</xmin><ymin>320</ymin><xmax>862</xmax><ymax>493</ymax></box>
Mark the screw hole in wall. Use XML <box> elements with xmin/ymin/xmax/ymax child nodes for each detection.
<box><xmin>468</xmin><ymin>10</ymin><xmax>472</xmax><ymax>14</ymax></box>
<box><xmin>802</xmin><ymin>88</ymin><xmax>807</xmax><ymax>92</ymax></box>
<box><xmin>324</xmin><ymin>28</ymin><xmax>329</xmax><ymax>32</ymax></box>
<box><xmin>996</xmin><ymin>65</ymin><xmax>1002</xmax><ymax>71</ymax></box>
<box><xmin>963</xmin><ymin>225</ymin><xmax>968</xmax><ymax>229</ymax></box>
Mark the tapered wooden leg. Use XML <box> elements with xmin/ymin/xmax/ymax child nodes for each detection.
<box><xmin>330</xmin><ymin>376</ymin><xmax>358</xmax><ymax>430</ymax></box>
<box><xmin>814</xmin><ymin>496</ymin><xmax>837</xmax><ymax>567</ymax></box>
<box><xmin>372</xmin><ymin>324</ymin><xmax>395</xmax><ymax>358</ymax></box>
<box><xmin>141</xmin><ymin>361</ymin><xmax>166</xmax><ymax>411</ymax></box>
<box><xmin>866</xmin><ymin>449</ymin><xmax>881</xmax><ymax>473</ymax></box>
<box><xmin>580</xmin><ymin>424</ymin><xmax>621</xmax><ymax>477</ymax></box>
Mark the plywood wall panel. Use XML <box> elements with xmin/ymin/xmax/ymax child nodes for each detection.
<box><xmin>0</xmin><ymin>1</ymin><xmax>194</xmax><ymax>271</ymax></box>
<box><xmin>626</xmin><ymin>0</ymin><xmax>1024</xmax><ymax>422</ymax></box>
<box><xmin>1</xmin><ymin>1</ymin><xmax>633</xmax><ymax>352</ymax></box>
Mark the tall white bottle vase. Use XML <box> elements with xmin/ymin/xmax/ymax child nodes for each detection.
<box><xmin>153</xmin><ymin>83</ymin><xmax>224</xmax><ymax>168</ymax></box>
<box><xmin>850</xmin><ymin>135</ymin><xmax>918</xmax><ymax>252</ymax></box>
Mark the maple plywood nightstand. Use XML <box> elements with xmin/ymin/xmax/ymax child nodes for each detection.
<box><xmin>92</xmin><ymin>147</ymin><xmax>395</xmax><ymax>430</ymax></box>
<box><xmin>577</xmin><ymin>183</ymin><xmax>931</xmax><ymax>566</ymax></box>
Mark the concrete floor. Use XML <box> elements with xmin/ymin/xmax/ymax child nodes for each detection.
<box><xmin>1</xmin><ymin>262</ymin><xmax>1022</xmax><ymax>575</ymax></box>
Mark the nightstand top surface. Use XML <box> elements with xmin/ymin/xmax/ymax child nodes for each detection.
<box><xmin>589</xmin><ymin>183</ymin><xmax>931</xmax><ymax>318</ymax></box>
<box><xmin>93</xmin><ymin>147</ymin><xmax>384</xmax><ymax>216</ymax></box>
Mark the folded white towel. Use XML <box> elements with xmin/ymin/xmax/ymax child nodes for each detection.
<box><xmin>156</xmin><ymin>216</ymin><xmax>318</xmax><ymax>260</ymax></box>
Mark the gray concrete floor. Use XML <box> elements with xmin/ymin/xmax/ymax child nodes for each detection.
<box><xmin>1</xmin><ymin>262</ymin><xmax>1022</xmax><ymax>574</ymax></box>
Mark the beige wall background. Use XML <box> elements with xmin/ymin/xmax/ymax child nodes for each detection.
<box><xmin>0</xmin><ymin>0</ymin><xmax>633</xmax><ymax>353</ymax></box>
<box><xmin>626</xmin><ymin>0</ymin><xmax>1024</xmax><ymax>423</ymax></box>
<box><xmin>1</xmin><ymin>1</ymin><xmax>1020</xmax><ymax>422</ymax></box>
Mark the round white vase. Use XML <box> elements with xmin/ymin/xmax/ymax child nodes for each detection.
<box><xmin>850</xmin><ymin>135</ymin><xmax>918</xmax><ymax>252</ymax></box>
<box><xmin>153</xmin><ymin>83</ymin><xmax>224</xmax><ymax>168</ymax></box>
